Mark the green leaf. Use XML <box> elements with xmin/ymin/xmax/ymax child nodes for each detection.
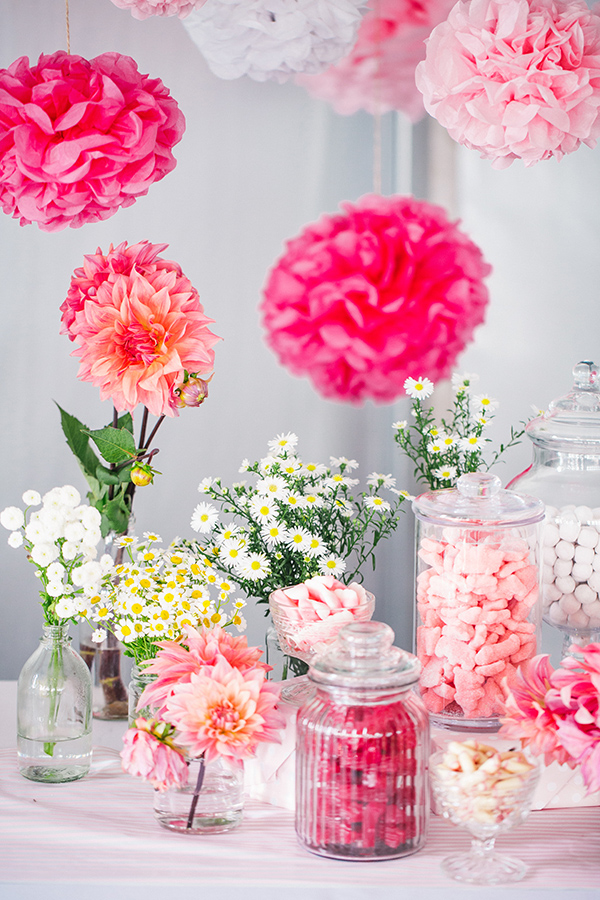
<box><xmin>56</xmin><ymin>404</ymin><xmax>100</xmax><ymax>478</ymax></box>
<box><xmin>95</xmin><ymin>466</ymin><xmax>120</xmax><ymax>487</ymax></box>
<box><xmin>116</xmin><ymin>412</ymin><xmax>134</xmax><ymax>434</ymax></box>
<box><xmin>84</xmin><ymin>426</ymin><xmax>137</xmax><ymax>465</ymax></box>
<box><xmin>101</xmin><ymin>494</ymin><xmax>132</xmax><ymax>537</ymax></box>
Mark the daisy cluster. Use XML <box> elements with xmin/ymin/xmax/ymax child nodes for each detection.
<box><xmin>92</xmin><ymin>533</ymin><xmax>246</xmax><ymax>664</ymax></box>
<box><xmin>0</xmin><ymin>485</ymin><xmax>112</xmax><ymax>625</ymax></box>
<box><xmin>188</xmin><ymin>433</ymin><xmax>407</xmax><ymax>603</ymax></box>
<box><xmin>393</xmin><ymin>374</ymin><xmax>524</xmax><ymax>490</ymax></box>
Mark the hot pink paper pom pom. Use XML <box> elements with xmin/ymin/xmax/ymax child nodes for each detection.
<box><xmin>0</xmin><ymin>52</ymin><xmax>185</xmax><ymax>231</ymax></box>
<box><xmin>110</xmin><ymin>0</ymin><xmax>207</xmax><ymax>18</ymax></box>
<box><xmin>261</xmin><ymin>194</ymin><xmax>490</xmax><ymax>404</ymax></box>
<box><xmin>416</xmin><ymin>0</ymin><xmax>600</xmax><ymax>168</ymax></box>
<box><xmin>297</xmin><ymin>0</ymin><xmax>455</xmax><ymax>121</ymax></box>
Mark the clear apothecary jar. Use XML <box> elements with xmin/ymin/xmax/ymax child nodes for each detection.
<box><xmin>508</xmin><ymin>361</ymin><xmax>600</xmax><ymax>653</ymax></box>
<box><xmin>295</xmin><ymin>621</ymin><xmax>430</xmax><ymax>861</ymax></box>
<box><xmin>413</xmin><ymin>472</ymin><xmax>544</xmax><ymax>731</ymax></box>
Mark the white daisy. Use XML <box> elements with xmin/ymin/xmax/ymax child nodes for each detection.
<box><xmin>428</xmin><ymin>441</ymin><xmax>443</xmax><ymax>455</ymax></box>
<box><xmin>305</xmin><ymin>535</ymin><xmax>327</xmax><ymax>558</ymax></box>
<box><xmin>268</xmin><ymin>432</ymin><xmax>298</xmax><ymax>455</ymax></box>
<box><xmin>191</xmin><ymin>502</ymin><xmax>219</xmax><ymax>534</ymax></box>
<box><xmin>364</xmin><ymin>496</ymin><xmax>391</xmax><ymax>512</ymax></box>
<box><xmin>286</xmin><ymin>528</ymin><xmax>312</xmax><ymax>551</ymax></box>
<box><xmin>259</xmin><ymin>455</ymin><xmax>280</xmax><ymax>473</ymax></box>
<box><xmin>249</xmin><ymin>496</ymin><xmax>277</xmax><ymax>521</ymax></box>
<box><xmin>392</xmin><ymin>420</ymin><xmax>407</xmax><ymax>431</ymax></box>
<box><xmin>235</xmin><ymin>553</ymin><xmax>271</xmax><ymax>580</ymax></box>
<box><xmin>282</xmin><ymin>493</ymin><xmax>306</xmax><ymax>509</ymax></box>
<box><xmin>434</xmin><ymin>465</ymin><xmax>457</xmax><ymax>481</ymax></box>
<box><xmin>197</xmin><ymin>476</ymin><xmax>216</xmax><ymax>494</ymax></box>
<box><xmin>324</xmin><ymin>474</ymin><xmax>359</xmax><ymax>490</ymax></box>
<box><xmin>238</xmin><ymin>459</ymin><xmax>250</xmax><ymax>472</ymax></box>
<box><xmin>55</xmin><ymin>597</ymin><xmax>78</xmax><ymax>619</ymax></box>
<box><xmin>143</xmin><ymin>531</ymin><xmax>162</xmax><ymax>543</ymax></box>
<box><xmin>473</xmin><ymin>394</ymin><xmax>499</xmax><ymax>414</ymax></box>
<box><xmin>219</xmin><ymin>538</ymin><xmax>247</xmax><ymax>563</ymax></box>
<box><xmin>451</xmin><ymin>372</ymin><xmax>479</xmax><ymax>393</ymax></box>
<box><xmin>460</xmin><ymin>435</ymin><xmax>484</xmax><ymax>452</ymax></box>
<box><xmin>261</xmin><ymin>523</ymin><xmax>289</xmax><ymax>549</ymax></box>
<box><xmin>303</xmin><ymin>493</ymin><xmax>323</xmax><ymax>508</ymax></box>
<box><xmin>91</xmin><ymin>628</ymin><xmax>107</xmax><ymax>644</ymax></box>
<box><xmin>367</xmin><ymin>473</ymin><xmax>396</xmax><ymax>489</ymax></box>
<box><xmin>404</xmin><ymin>376</ymin><xmax>434</xmax><ymax>399</ymax></box>
<box><xmin>256</xmin><ymin>476</ymin><xmax>288</xmax><ymax>498</ymax></box>
<box><xmin>319</xmin><ymin>556</ymin><xmax>347</xmax><ymax>577</ymax></box>
<box><xmin>0</xmin><ymin>506</ymin><xmax>24</xmax><ymax>531</ymax></box>
<box><xmin>334</xmin><ymin>498</ymin><xmax>354</xmax><ymax>517</ymax></box>
<box><xmin>301</xmin><ymin>462</ymin><xmax>327</xmax><ymax>477</ymax></box>
<box><xmin>22</xmin><ymin>490</ymin><xmax>41</xmax><ymax>507</ymax></box>
<box><xmin>330</xmin><ymin>456</ymin><xmax>359</xmax><ymax>470</ymax></box>
<box><xmin>114</xmin><ymin>620</ymin><xmax>137</xmax><ymax>644</ymax></box>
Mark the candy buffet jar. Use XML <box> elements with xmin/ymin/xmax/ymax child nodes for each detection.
<box><xmin>508</xmin><ymin>361</ymin><xmax>600</xmax><ymax>654</ymax></box>
<box><xmin>295</xmin><ymin>622</ymin><xmax>429</xmax><ymax>861</ymax></box>
<box><xmin>413</xmin><ymin>473</ymin><xmax>544</xmax><ymax>731</ymax></box>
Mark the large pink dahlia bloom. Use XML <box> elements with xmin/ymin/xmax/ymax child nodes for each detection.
<box><xmin>164</xmin><ymin>657</ymin><xmax>285</xmax><ymax>761</ymax></box>
<box><xmin>261</xmin><ymin>194</ymin><xmax>490</xmax><ymax>404</ymax></box>
<box><xmin>416</xmin><ymin>0</ymin><xmax>600</xmax><ymax>168</ymax></box>
<box><xmin>297</xmin><ymin>0</ymin><xmax>455</xmax><ymax>120</ymax></box>
<box><xmin>61</xmin><ymin>241</ymin><xmax>220</xmax><ymax>417</ymax></box>
<box><xmin>139</xmin><ymin>625</ymin><xmax>269</xmax><ymax>715</ymax></box>
<box><xmin>0</xmin><ymin>52</ymin><xmax>185</xmax><ymax>230</ymax></box>
<box><xmin>110</xmin><ymin>0</ymin><xmax>207</xmax><ymax>18</ymax></box>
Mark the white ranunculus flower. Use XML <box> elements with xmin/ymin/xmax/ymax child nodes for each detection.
<box><xmin>46</xmin><ymin>581</ymin><xmax>65</xmax><ymax>598</ymax></box>
<box><xmin>62</xmin><ymin>541</ymin><xmax>79</xmax><ymax>561</ymax></box>
<box><xmin>59</xmin><ymin>485</ymin><xmax>81</xmax><ymax>508</ymax></box>
<box><xmin>30</xmin><ymin>543</ymin><xmax>59</xmax><ymax>567</ymax></box>
<box><xmin>46</xmin><ymin>562</ymin><xmax>65</xmax><ymax>581</ymax></box>
<box><xmin>25</xmin><ymin>520</ymin><xmax>49</xmax><ymax>543</ymax></box>
<box><xmin>55</xmin><ymin>598</ymin><xmax>77</xmax><ymax>619</ymax></box>
<box><xmin>22</xmin><ymin>490</ymin><xmax>41</xmax><ymax>506</ymax></box>
<box><xmin>100</xmin><ymin>554</ymin><xmax>115</xmax><ymax>574</ymax></box>
<box><xmin>39</xmin><ymin>507</ymin><xmax>66</xmax><ymax>538</ymax></box>
<box><xmin>80</xmin><ymin>506</ymin><xmax>102</xmax><ymax>530</ymax></box>
<box><xmin>7</xmin><ymin>531</ymin><xmax>23</xmax><ymax>548</ymax></box>
<box><xmin>73</xmin><ymin>560</ymin><xmax>103</xmax><ymax>587</ymax></box>
<box><xmin>80</xmin><ymin>544</ymin><xmax>98</xmax><ymax>561</ymax></box>
<box><xmin>0</xmin><ymin>506</ymin><xmax>24</xmax><ymax>531</ymax></box>
<box><xmin>42</xmin><ymin>487</ymin><xmax>65</xmax><ymax>510</ymax></box>
<box><xmin>84</xmin><ymin>527</ymin><xmax>102</xmax><ymax>546</ymax></box>
<box><xmin>64</xmin><ymin>521</ymin><xmax>85</xmax><ymax>543</ymax></box>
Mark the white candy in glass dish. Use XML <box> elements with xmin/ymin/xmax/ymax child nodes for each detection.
<box><xmin>269</xmin><ymin>576</ymin><xmax>375</xmax><ymax>704</ymax></box>
<box><xmin>430</xmin><ymin>741</ymin><xmax>539</xmax><ymax>884</ymax></box>
<box><xmin>508</xmin><ymin>361</ymin><xmax>600</xmax><ymax>656</ymax></box>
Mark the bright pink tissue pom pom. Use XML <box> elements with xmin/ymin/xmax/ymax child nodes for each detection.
<box><xmin>261</xmin><ymin>194</ymin><xmax>490</xmax><ymax>404</ymax></box>
<box><xmin>0</xmin><ymin>51</ymin><xmax>185</xmax><ymax>231</ymax></box>
<box><xmin>416</xmin><ymin>0</ymin><xmax>600</xmax><ymax>168</ymax></box>
<box><xmin>110</xmin><ymin>0</ymin><xmax>207</xmax><ymax>18</ymax></box>
<box><xmin>297</xmin><ymin>0</ymin><xmax>455</xmax><ymax>121</ymax></box>
<box><xmin>61</xmin><ymin>241</ymin><xmax>220</xmax><ymax>417</ymax></box>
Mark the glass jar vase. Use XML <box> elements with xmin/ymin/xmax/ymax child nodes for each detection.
<box><xmin>413</xmin><ymin>473</ymin><xmax>544</xmax><ymax>730</ymax></box>
<box><xmin>154</xmin><ymin>756</ymin><xmax>244</xmax><ymax>833</ymax></box>
<box><xmin>296</xmin><ymin>621</ymin><xmax>430</xmax><ymax>860</ymax></box>
<box><xmin>128</xmin><ymin>663</ymin><xmax>156</xmax><ymax>724</ymax></box>
<box><xmin>508</xmin><ymin>361</ymin><xmax>600</xmax><ymax>654</ymax></box>
<box><xmin>17</xmin><ymin>624</ymin><xmax>92</xmax><ymax>782</ymax></box>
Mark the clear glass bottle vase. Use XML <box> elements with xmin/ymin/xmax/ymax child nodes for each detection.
<box><xmin>17</xmin><ymin>624</ymin><xmax>92</xmax><ymax>783</ymax></box>
<box><xmin>154</xmin><ymin>756</ymin><xmax>244</xmax><ymax>833</ymax></box>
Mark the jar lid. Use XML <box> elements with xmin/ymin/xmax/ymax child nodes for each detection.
<box><xmin>308</xmin><ymin>621</ymin><xmax>420</xmax><ymax>691</ymax></box>
<box><xmin>526</xmin><ymin>361</ymin><xmax>600</xmax><ymax>451</ymax></box>
<box><xmin>412</xmin><ymin>472</ymin><xmax>544</xmax><ymax>527</ymax></box>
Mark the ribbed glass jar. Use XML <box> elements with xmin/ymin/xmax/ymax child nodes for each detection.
<box><xmin>295</xmin><ymin>622</ymin><xmax>429</xmax><ymax>860</ymax></box>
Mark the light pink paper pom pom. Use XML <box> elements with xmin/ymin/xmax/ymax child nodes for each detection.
<box><xmin>261</xmin><ymin>194</ymin><xmax>491</xmax><ymax>404</ymax></box>
<box><xmin>416</xmin><ymin>0</ymin><xmax>600</xmax><ymax>167</ymax></box>
<box><xmin>0</xmin><ymin>52</ymin><xmax>185</xmax><ymax>230</ymax></box>
<box><xmin>110</xmin><ymin>0</ymin><xmax>207</xmax><ymax>18</ymax></box>
<box><xmin>297</xmin><ymin>0</ymin><xmax>455</xmax><ymax>121</ymax></box>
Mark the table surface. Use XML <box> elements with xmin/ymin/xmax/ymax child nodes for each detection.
<box><xmin>2</xmin><ymin>681</ymin><xmax>599</xmax><ymax>900</ymax></box>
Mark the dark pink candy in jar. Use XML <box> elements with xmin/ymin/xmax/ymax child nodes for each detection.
<box><xmin>295</xmin><ymin>622</ymin><xmax>429</xmax><ymax>860</ymax></box>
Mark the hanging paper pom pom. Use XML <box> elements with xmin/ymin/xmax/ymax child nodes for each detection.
<box><xmin>261</xmin><ymin>195</ymin><xmax>491</xmax><ymax>404</ymax></box>
<box><xmin>416</xmin><ymin>0</ymin><xmax>600</xmax><ymax>168</ymax></box>
<box><xmin>110</xmin><ymin>0</ymin><xmax>207</xmax><ymax>18</ymax></box>
<box><xmin>183</xmin><ymin>0</ymin><xmax>368</xmax><ymax>83</ymax></box>
<box><xmin>0</xmin><ymin>52</ymin><xmax>185</xmax><ymax>231</ymax></box>
<box><xmin>297</xmin><ymin>0</ymin><xmax>454</xmax><ymax>121</ymax></box>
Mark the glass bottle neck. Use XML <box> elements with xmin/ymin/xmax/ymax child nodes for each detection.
<box><xmin>531</xmin><ymin>445</ymin><xmax>600</xmax><ymax>471</ymax></box>
<box><xmin>40</xmin><ymin>624</ymin><xmax>70</xmax><ymax>645</ymax></box>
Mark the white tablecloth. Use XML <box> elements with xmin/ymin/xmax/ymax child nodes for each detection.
<box><xmin>2</xmin><ymin>681</ymin><xmax>599</xmax><ymax>900</ymax></box>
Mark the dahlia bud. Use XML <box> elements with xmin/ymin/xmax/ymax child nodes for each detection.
<box><xmin>173</xmin><ymin>373</ymin><xmax>211</xmax><ymax>409</ymax></box>
<box><xmin>130</xmin><ymin>464</ymin><xmax>154</xmax><ymax>487</ymax></box>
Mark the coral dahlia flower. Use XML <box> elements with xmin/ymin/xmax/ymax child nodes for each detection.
<box><xmin>164</xmin><ymin>657</ymin><xmax>284</xmax><ymax>761</ymax></box>
<box><xmin>61</xmin><ymin>241</ymin><xmax>220</xmax><ymax>418</ymax></box>
<box><xmin>120</xmin><ymin>717</ymin><xmax>189</xmax><ymax>791</ymax></box>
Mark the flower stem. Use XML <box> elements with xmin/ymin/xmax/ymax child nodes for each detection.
<box><xmin>186</xmin><ymin>754</ymin><xmax>206</xmax><ymax>830</ymax></box>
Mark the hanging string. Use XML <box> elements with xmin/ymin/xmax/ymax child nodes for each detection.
<box><xmin>372</xmin><ymin>0</ymin><xmax>383</xmax><ymax>195</ymax></box>
<box><xmin>65</xmin><ymin>0</ymin><xmax>71</xmax><ymax>53</ymax></box>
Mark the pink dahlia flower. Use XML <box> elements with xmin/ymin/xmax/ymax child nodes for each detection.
<box><xmin>61</xmin><ymin>241</ymin><xmax>219</xmax><ymax>418</ymax></box>
<box><xmin>261</xmin><ymin>194</ymin><xmax>490</xmax><ymax>404</ymax></box>
<box><xmin>0</xmin><ymin>52</ymin><xmax>185</xmax><ymax>231</ymax></box>
<box><xmin>139</xmin><ymin>625</ymin><xmax>270</xmax><ymax>714</ymax></box>
<box><xmin>416</xmin><ymin>0</ymin><xmax>600</xmax><ymax>168</ymax></box>
<box><xmin>120</xmin><ymin>717</ymin><xmax>189</xmax><ymax>791</ymax></box>
<box><xmin>164</xmin><ymin>656</ymin><xmax>285</xmax><ymax>761</ymax></box>
<box><xmin>501</xmin><ymin>644</ymin><xmax>600</xmax><ymax>794</ymax></box>
<box><xmin>110</xmin><ymin>0</ymin><xmax>207</xmax><ymax>18</ymax></box>
<box><xmin>297</xmin><ymin>0</ymin><xmax>455</xmax><ymax>120</ymax></box>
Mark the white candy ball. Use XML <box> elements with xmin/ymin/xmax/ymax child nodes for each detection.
<box><xmin>543</xmin><ymin>565</ymin><xmax>556</xmax><ymax>584</ymax></box>
<box><xmin>589</xmin><ymin>571</ymin><xmax>600</xmax><ymax>592</ymax></box>
<box><xmin>575</xmin><ymin>505</ymin><xmax>594</xmax><ymax>523</ymax></box>
<box><xmin>544</xmin><ymin>583</ymin><xmax>562</xmax><ymax>604</ymax></box>
<box><xmin>543</xmin><ymin>523</ymin><xmax>561</xmax><ymax>547</ymax></box>
<box><xmin>577</xmin><ymin>526</ymin><xmax>598</xmax><ymax>550</ymax></box>
<box><xmin>574</xmin><ymin>544</ymin><xmax>595</xmax><ymax>563</ymax></box>
<box><xmin>559</xmin><ymin>593</ymin><xmax>581</xmax><ymax>615</ymax></box>
<box><xmin>575</xmin><ymin>583</ymin><xmax>596</xmax><ymax>605</ymax></box>
<box><xmin>555</xmin><ymin>540</ymin><xmax>575</xmax><ymax>561</ymax></box>
<box><xmin>572</xmin><ymin>563</ymin><xmax>593</xmax><ymax>583</ymax></box>
<box><xmin>555</xmin><ymin>575</ymin><xmax>576</xmax><ymax>594</ymax></box>
<box><xmin>548</xmin><ymin>602</ymin><xmax>568</xmax><ymax>625</ymax></box>
<box><xmin>554</xmin><ymin>558</ymin><xmax>573</xmax><ymax>578</ymax></box>
<box><xmin>568</xmin><ymin>609</ymin><xmax>591</xmax><ymax>629</ymax></box>
<box><xmin>559</xmin><ymin>519</ymin><xmax>580</xmax><ymax>543</ymax></box>
<box><xmin>593</xmin><ymin>554</ymin><xmax>600</xmax><ymax>573</ymax></box>
<box><xmin>543</xmin><ymin>545</ymin><xmax>557</xmax><ymax>566</ymax></box>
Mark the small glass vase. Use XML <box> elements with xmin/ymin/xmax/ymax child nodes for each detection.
<box><xmin>128</xmin><ymin>663</ymin><xmax>156</xmax><ymax>724</ymax></box>
<box><xmin>154</xmin><ymin>756</ymin><xmax>244</xmax><ymax>834</ymax></box>
<box><xmin>17</xmin><ymin>624</ymin><xmax>92</xmax><ymax>783</ymax></box>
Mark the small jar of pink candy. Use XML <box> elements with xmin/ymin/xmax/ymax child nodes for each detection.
<box><xmin>296</xmin><ymin>622</ymin><xmax>430</xmax><ymax>860</ymax></box>
<box><xmin>508</xmin><ymin>361</ymin><xmax>600</xmax><ymax>656</ymax></box>
<box><xmin>413</xmin><ymin>472</ymin><xmax>544</xmax><ymax>730</ymax></box>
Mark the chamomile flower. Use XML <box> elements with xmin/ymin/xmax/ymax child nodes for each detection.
<box><xmin>428</xmin><ymin>441</ymin><xmax>443</xmax><ymax>455</ymax></box>
<box><xmin>256</xmin><ymin>476</ymin><xmax>288</xmax><ymax>498</ymax></box>
<box><xmin>191</xmin><ymin>502</ymin><xmax>219</xmax><ymax>534</ymax></box>
<box><xmin>364</xmin><ymin>496</ymin><xmax>391</xmax><ymax>512</ymax></box>
<box><xmin>324</xmin><ymin>473</ymin><xmax>359</xmax><ymax>490</ymax></box>
<box><xmin>286</xmin><ymin>528</ymin><xmax>312</xmax><ymax>551</ymax></box>
<box><xmin>301</xmin><ymin>462</ymin><xmax>327</xmax><ymax>477</ymax></box>
<box><xmin>197</xmin><ymin>477</ymin><xmax>216</xmax><ymax>494</ymax></box>
<box><xmin>330</xmin><ymin>456</ymin><xmax>358</xmax><ymax>471</ymax></box>
<box><xmin>268</xmin><ymin>432</ymin><xmax>298</xmax><ymax>455</ymax></box>
<box><xmin>249</xmin><ymin>496</ymin><xmax>277</xmax><ymax>521</ymax></box>
<box><xmin>451</xmin><ymin>372</ymin><xmax>479</xmax><ymax>393</ymax></box>
<box><xmin>392</xmin><ymin>420</ymin><xmax>407</xmax><ymax>430</ymax></box>
<box><xmin>460</xmin><ymin>435</ymin><xmax>484</xmax><ymax>452</ymax></box>
<box><xmin>91</xmin><ymin>628</ymin><xmax>107</xmax><ymax>644</ymax></box>
<box><xmin>114</xmin><ymin>620</ymin><xmax>137</xmax><ymax>644</ymax></box>
<box><xmin>238</xmin><ymin>459</ymin><xmax>250</xmax><ymax>472</ymax></box>
<box><xmin>236</xmin><ymin>553</ymin><xmax>271</xmax><ymax>580</ymax></box>
<box><xmin>435</xmin><ymin>465</ymin><xmax>457</xmax><ymax>481</ymax></box>
<box><xmin>143</xmin><ymin>532</ymin><xmax>162</xmax><ymax>543</ymax></box>
<box><xmin>367</xmin><ymin>473</ymin><xmax>396</xmax><ymax>489</ymax></box>
<box><xmin>115</xmin><ymin>535</ymin><xmax>135</xmax><ymax>547</ymax></box>
<box><xmin>319</xmin><ymin>556</ymin><xmax>347</xmax><ymax>576</ymax></box>
<box><xmin>303</xmin><ymin>493</ymin><xmax>323</xmax><ymax>508</ymax></box>
<box><xmin>404</xmin><ymin>376</ymin><xmax>434</xmax><ymax>399</ymax></box>
<box><xmin>473</xmin><ymin>394</ymin><xmax>499</xmax><ymax>414</ymax></box>
<box><xmin>305</xmin><ymin>535</ymin><xmax>327</xmax><ymax>558</ymax></box>
<box><xmin>219</xmin><ymin>538</ymin><xmax>247</xmax><ymax>563</ymax></box>
<box><xmin>261</xmin><ymin>523</ymin><xmax>289</xmax><ymax>549</ymax></box>
<box><xmin>282</xmin><ymin>493</ymin><xmax>306</xmax><ymax>509</ymax></box>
